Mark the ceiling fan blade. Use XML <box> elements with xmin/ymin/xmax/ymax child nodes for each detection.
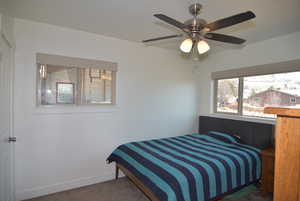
<box><xmin>154</xmin><ymin>14</ymin><xmax>188</xmax><ymax>31</ymax></box>
<box><xmin>205</xmin><ymin>11</ymin><xmax>256</xmax><ymax>31</ymax></box>
<box><xmin>205</xmin><ymin>33</ymin><xmax>246</xmax><ymax>44</ymax></box>
<box><xmin>142</xmin><ymin>34</ymin><xmax>183</xmax><ymax>43</ymax></box>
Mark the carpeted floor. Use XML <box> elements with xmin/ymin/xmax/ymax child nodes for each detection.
<box><xmin>25</xmin><ymin>177</ymin><xmax>272</xmax><ymax>201</ymax></box>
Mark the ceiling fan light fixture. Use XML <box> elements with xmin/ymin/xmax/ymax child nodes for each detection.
<box><xmin>180</xmin><ymin>38</ymin><xmax>193</xmax><ymax>53</ymax></box>
<box><xmin>197</xmin><ymin>40</ymin><xmax>210</xmax><ymax>54</ymax></box>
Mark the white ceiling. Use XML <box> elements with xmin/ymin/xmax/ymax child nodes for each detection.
<box><xmin>3</xmin><ymin>0</ymin><xmax>300</xmax><ymax>53</ymax></box>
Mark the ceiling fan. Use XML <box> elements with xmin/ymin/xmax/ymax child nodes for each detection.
<box><xmin>142</xmin><ymin>3</ymin><xmax>256</xmax><ymax>55</ymax></box>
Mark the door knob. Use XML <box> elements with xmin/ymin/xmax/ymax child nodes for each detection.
<box><xmin>8</xmin><ymin>137</ymin><xmax>16</xmax><ymax>143</ymax></box>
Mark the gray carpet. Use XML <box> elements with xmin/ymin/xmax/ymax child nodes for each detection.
<box><xmin>25</xmin><ymin>178</ymin><xmax>272</xmax><ymax>201</ymax></box>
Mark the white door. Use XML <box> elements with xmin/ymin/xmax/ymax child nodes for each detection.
<box><xmin>0</xmin><ymin>33</ymin><xmax>15</xmax><ymax>201</ymax></box>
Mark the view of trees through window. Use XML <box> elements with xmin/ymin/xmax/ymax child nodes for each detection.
<box><xmin>217</xmin><ymin>78</ymin><xmax>239</xmax><ymax>113</ymax></box>
<box><xmin>216</xmin><ymin>71</ymin><xmax>300</xmax><ymax>118</ymax></box>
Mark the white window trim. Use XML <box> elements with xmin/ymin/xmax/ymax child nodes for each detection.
<box><xmin>32</xmin><ymin>104</ymin><xmax>120</xmax><ymax>115</ymax></box>
<box><xmin>36</xmin><ymin>53</ymin><xmax>118</xmax><ymax>71</ymax></box>
<box><xmin>211</xmin><ymin>59</ymin><xmax>300</xmax><ymax>80</ymax></box>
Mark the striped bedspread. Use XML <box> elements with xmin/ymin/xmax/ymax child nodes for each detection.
<box><xmin>107</xmin><ymin>133</ymin><xmax>261</xmax><ymax>201</ymax></box>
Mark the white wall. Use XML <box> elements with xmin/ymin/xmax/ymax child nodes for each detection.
<box><xmin>196</xmin><ymin>31</ymin><xmax>300</xmax><ymax>121</ymax></box>
<box><xmin>14</xmin><ymin>19</ymin><xmax>199</xmax><ymax>200</ymax></box>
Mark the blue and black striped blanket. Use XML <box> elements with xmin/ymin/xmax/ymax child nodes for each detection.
<box><xmin>107</xmin><ymin>133</ymin><xmax>261</xmax><ymax>201</ymax></box>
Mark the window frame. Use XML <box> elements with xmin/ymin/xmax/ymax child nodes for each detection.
<box><xmin>76</xmin><ymin>70</ymin><xmax>117</xmax><ymax>106</ymax></box>
<box><xmin>55</xmin><ymin>82</ymin><xmax>75</xmax><ymax>104</ymax></box>
<box><xmin>36</xmin><ymin>66</ymin><xmax>117</xmax><ymax>107</ymax></box>
<box><xmin>213</xmin><ymin>71</ymin><xmax>300</xmax><ymax>119</ymax></box>
<box><xmin>214</xmin><ymin>77</ymin><xmax>268</xmax><ymax>118</ymax></box>
<box><xmin>212</xmin><ymin>59</ymin><xmax>300</xmax><ymax>119</ymax></box>
<box><xmin>36</xmin><ymin>53</ymin><xmax>117</xmax><ymax>107</ymax></box>
<box><xmin>213</xmin><ymin>77</ymin><xmax>244</xmax><ymax>116</ymax></box>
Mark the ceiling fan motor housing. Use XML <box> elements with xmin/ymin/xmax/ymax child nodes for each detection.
<box><xmin>186</xmin><ymin>4</ymin><xmax>207</xmax><ymax>37</ymax></box>
<box><xmin>184</xmin><ymin>18</ymin><xmax>207</xmax><ymax>33</ymax></box>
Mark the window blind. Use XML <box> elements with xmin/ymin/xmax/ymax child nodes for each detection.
<box><xmin>211</xmin><ymin>59</ymin><xmax>300</xmax><ymax>80</ymax></box>
<box><xmin>36</xmin><ymin>53</ymin><xmax>118</xmax><ymax>71</ymax></box>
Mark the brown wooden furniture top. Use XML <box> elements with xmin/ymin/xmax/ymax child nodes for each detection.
<box><xmin>264</xmin><ymin>107</ymin><xmax>300</xmax><ymax>117</ymax></box>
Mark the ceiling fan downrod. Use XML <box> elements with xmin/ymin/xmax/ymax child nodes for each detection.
<box><xmin>189</xmin><ymin>3</ymin><xmax>202</xmax><ymax>17</ymax></box>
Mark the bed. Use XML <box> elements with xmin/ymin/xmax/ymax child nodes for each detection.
<box><xmin>107</xmin><ymin>116</ymin><xmax>274</xmax><ymax>201</ymax></box>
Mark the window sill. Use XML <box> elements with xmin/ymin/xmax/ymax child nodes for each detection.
<box><xmin>32</xmin><ymin>104</ymin><xmax>120</xmax><ymax>115</ymax></box>
<box><xmin>208</xmin><ymin>113</ymin><xmax>275</xmax><ymax>125</ymax></box>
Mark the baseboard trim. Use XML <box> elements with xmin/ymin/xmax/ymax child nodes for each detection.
<box><xmin>16</xmin><ymin>174</ymin><xmax>115</xmax><ymax>201</ymax></box>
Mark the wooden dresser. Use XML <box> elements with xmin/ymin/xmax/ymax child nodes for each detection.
<box><xmin>261</xmin><ymin>147</ymin><xmax>275</xmax><ymax>194</ymax></box>
<box><xmin>264</xmin><ymin>107</ymin><xmax>300</xmax><ymax>201</ymax></box>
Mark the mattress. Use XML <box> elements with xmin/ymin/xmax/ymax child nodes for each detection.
<box><xmin>107</xmin><ymin>133</ymin><xmax>261</xmax><ymax>201</ymax></box>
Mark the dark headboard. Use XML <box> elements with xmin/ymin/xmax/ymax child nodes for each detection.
<box><xmin>199</xmin><ymin>116</ymin><xmax>274</xmax><ymax>150</ymax></box>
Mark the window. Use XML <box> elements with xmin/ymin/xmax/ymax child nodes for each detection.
<box><xmin>214</xmin><ymin>71</ymin><xmax>300</xmax><ymax>118</ymax></box>
<box><xmin>80</xmin><ymin>68</ymin><xmax>113</xmax><ymax>104</ymax></box>
<box><xmin>290</xmin><ymin>97</ymin><xmax>296</xmax><ymax>103</ymax></box>
<box><xmin>36</xmin><ymin>53</ymin><xmax>117</xmax><ymax>106</ymax></box>
<box><xmin>56</xmin><ymin>82</ymin><xmax>75</xmax><ymax>104</ymax></box>
<box><xmin>216</xmin><ymin>78</ymin><xmax>239</xmax><ymax>114</ymax></box>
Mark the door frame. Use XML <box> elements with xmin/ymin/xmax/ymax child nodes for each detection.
<box><xmin>1</xmin><ymin>17</ymin><xmax>16</xmax><ymax>201</ymax></box>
